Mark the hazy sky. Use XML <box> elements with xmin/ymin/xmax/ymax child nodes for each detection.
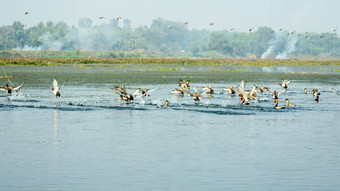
<box><xmin>1</xmin><ymin>0</ymin><xmax>339</xmax><ymax>34</ymax></box>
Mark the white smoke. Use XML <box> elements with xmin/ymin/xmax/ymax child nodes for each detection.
<box><xmin>17</xmin><ymin>20</ymin><xmax>120</xmax><ymax>51</ymax></box>
<box><xmin>275</xmin><ymin>36</ymin><xmax>297</xmax><ymax>59</ymax></box>
<box><xmin>261</xmin><ymin>45</ymin><xmax>275</xmax><ymax>59</ymax></box>
<box><xmin>261</xmin><ymin>32</ymin><xmax>297</xmax><ymax>59</ymax></box>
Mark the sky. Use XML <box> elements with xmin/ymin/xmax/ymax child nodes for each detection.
<box><xmin>1</xmin><ymin>0</ymin><xmax>339</xmax><ymax>34</ymax></box>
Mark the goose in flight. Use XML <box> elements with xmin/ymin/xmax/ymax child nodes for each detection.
<box><xmin>52</xmin><ymin>78</ymin><xmax>69</xmax><ymax>98</ymax></box>
<box><xmin>24</xmin><ymin>11</ymin><xmax>29</xmax><ymax>15</ymax></box>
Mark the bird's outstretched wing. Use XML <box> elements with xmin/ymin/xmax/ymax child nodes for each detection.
<box><xmin>12</xmin><ymin>79</ymin><xmax>27</xmax><ymax>92</ymax></box>
<box><xmin>59</xmin><ymin>78</ymin><xmax>69</xmax><ymax>90</ymax></box>
<box><xmin>53</xmin><ymin>78</ymin><xmax>59</xmax><ymax>92</ymax></box>
<box><xmin>277</xmin><ymin>89</ymin><xmax>287</xmax><ymax>96</ymax></box>
<box><xmin>330</xmin><ymin>88</ymin><xmax>340</xmax><ymax>96</ymax></box>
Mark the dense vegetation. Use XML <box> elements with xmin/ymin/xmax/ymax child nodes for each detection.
<box><xmin>0</xmin><ymin>57</ymin><xmax>339</xmax><ymax>66</ymax></box>
<box><xmin>0</xmin><ymin>18</ymin><xmax>339</xmax><ymax>59</ymax></box>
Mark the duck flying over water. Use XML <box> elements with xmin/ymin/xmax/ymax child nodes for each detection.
<box><xmin>178</xmin><ymin>79</ymin><xmax>190</xmax><ymax>90</ymax></box>
<box><xmin>257</xmin><ymin>86</ymin><xmax>270</xmax><ymax>94</ymax></box>
<box><xmin>223</xmin><ymin>86</ymin><xmax>236</xmax><ymax>95</ymax></box>
<box><xmin>272</xmin><ymin>89</ymin><xmax>286</xmax><ymax>100</ymax></box>
<box><xmin>171</xmin><ymin>88</ymin><xmax>185</xmax><ymax>96</ymax></box>
<box><xmin>111</xmin><ymin>86</ymin><xmax>139</xmax><ymax>102</ymax></box>
<box><xmin>240</xmin><ymin>95</ymin><xmax>250</xmax><ymax>105</ymax></box>
<box><xmin>274</xmin><ymin>99</ymin><xmax>285</xmax><ymax>109</ymax></box>
<box><xmin>52</xmin><ymin>78</ymin><xmax>69</xmax><ymax>98</ymax></box>
<box><xmin>163</xmin><ymin>100</ymin><xmax>169</xmax><ymax>107</ymax></box>
<box><xmin>201</xmin><ymin>86</ymin><xmax>214</xmax><ymax>94</ymax></box>
<box><xmin>278</xmin><ymin>80</ymin><xmax>291</xmax><ymax>89</ymax></box>
<box><xmin>238</xmin><ymin>84</ymin><xmax>258</xmax><ymax>101</ymax></box>
<box><xmin>184</xmin><ymin>90</ymin><xmax>203</xmax><ymax>102</ymax></box>
<box><xmin>0</xmin><ymin>79</ymin><xmax>27</xmax><ymax>96</ymax></box>
<box><xmin>285</xmin><ymin>99</ymin><xmax>296</xmax><ymax>107</ymax></box>
<box><xmin>330</xmin><ymin>88</ymin><xmax>340</xmax><ymax>96</ymax></box>
<box><xmin>137</xmin><ymin>87</ymin><xmax>157</xmax><ymax>97</ymax></box>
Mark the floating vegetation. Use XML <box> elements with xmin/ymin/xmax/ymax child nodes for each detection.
<box><xmin>210</xmin><ymin>69</ymin><xmax>250</xmax><ymax>72</ymax></box>
<box><xmin>149</xmin><ymin>66</ymin><xmax>181</xmax><ymax>71</ymax></box>
<box><xmin>289</xmin><ymin>71</ymin><xmax>320</xmax><ymax>75</ymax></box>
<box><xmin>74</xmin><ymin>64</ymin><xmax>92</xmax><ymax>69</ymax></box>
<box><xmin>321</xmin><ymin>68</ymin><xmax>340</xmax><ymax>72</ymax></box>
<box><xmin>103</xmin><ymin>70</ymin><xmax>114</xmax><ymax>73</ymax></box>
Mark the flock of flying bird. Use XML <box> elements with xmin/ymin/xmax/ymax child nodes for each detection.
<box><xmin>109</xmin><ymin>78</ymin><xmax>340</xmax><ymax>109</ymax></box>
<box><xmin>21</xmin><ymin>11</ymin><xmax>338</xmax><ymax>40</ymax></box>
<box><xmin>1</xmin><ymin>75</ymin><xmax>340</xmax><ymax>109</ymax></box>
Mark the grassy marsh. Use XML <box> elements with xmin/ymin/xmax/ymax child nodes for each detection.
<box><xmin>0</xmin><ymin>57</ymin><xmax>340</xmax><ymax>66</ymax></box>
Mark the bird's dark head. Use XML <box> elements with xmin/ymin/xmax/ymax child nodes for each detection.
<box><xmin>6</xmin><ymin>83</ymin><xmax>8</xmax><ymax>87</ymax></box>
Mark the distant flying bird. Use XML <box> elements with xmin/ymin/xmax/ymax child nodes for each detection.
<box><xmin>184</xmin><ymin>22</ymin><xmax>189</xmax><ymax>25</ymax></box>
<box><xmin>332</xmin><ymin>27</ymin><xmax>337</xmax><ymax>32</ymax></box>
<box><xmin>169</xmin><ymin>25</ymin><xmax>174</xmax><ymax>29</ymax></box>
<box><xmin>248</xmin><ymin>27</ymin><xmax>253</xmax><ymax>32</ymax></box>
<box><xmin>287</xmin><ymin>31</ymin><xmax>294</xmax><ymax>35</ymax></box>
<box><xmin>99</xmin><ymin>17</ymin><xmax>104</xmax><ymax>19</ymax></box>
<box><xmin>22</xmin><ymin>24</ymin><xmax>27</xmax><ymax>28</ymax></box>
<box><xmin>230</xmin><ymin>28</ymin><xmax>235</xmax><ymax>31</ymax></box>
<box><xmin>209</xmin><ymin>21</ymin><xmax>214</xmax><ymax>26</ymax></box>
<box><xmin>305</xmin><ymin>35</ymin><xmax>309</xmax><ymax>39</ymax></box>
<box><xmin>116</xmin><ymin>17</ymin><xmax>122</xmax><ymax>21</ymax></box>
<box><xmin>24</xmin><ymin>11</ymin><xmax>29</xmax><ymax>15</ymax></box>
<box><xmin>320</xmin><ymin>35</ymin><xmax>324</xmax><ymax>38</ymax></box>
<box><xmin>271</xmin><ymin>30</ymin><xmax>275</xmax><ymax>33</ymax></box>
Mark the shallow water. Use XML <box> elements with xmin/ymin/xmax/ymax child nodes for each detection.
<box><xmin>0</xmin><ymin>65</ymin><xmax>340</xmax><ymax>191</ymax></box>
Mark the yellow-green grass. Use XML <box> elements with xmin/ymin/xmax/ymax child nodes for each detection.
<box><xmin>0</xmin><ymin>57</ymin><xmax>340</xmax><ymax>66</ymax></box>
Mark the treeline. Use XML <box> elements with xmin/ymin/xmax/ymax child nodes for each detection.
<box><xmin>0</xmin><ymin>18</ymin><xmax>339</xmax><ymax>58</ymax></box>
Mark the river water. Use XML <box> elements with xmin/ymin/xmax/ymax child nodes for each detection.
<box><xmin>0</xmin><ymin>64</ymin><xmax>339</xmax><ymax>190</ymax></box>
